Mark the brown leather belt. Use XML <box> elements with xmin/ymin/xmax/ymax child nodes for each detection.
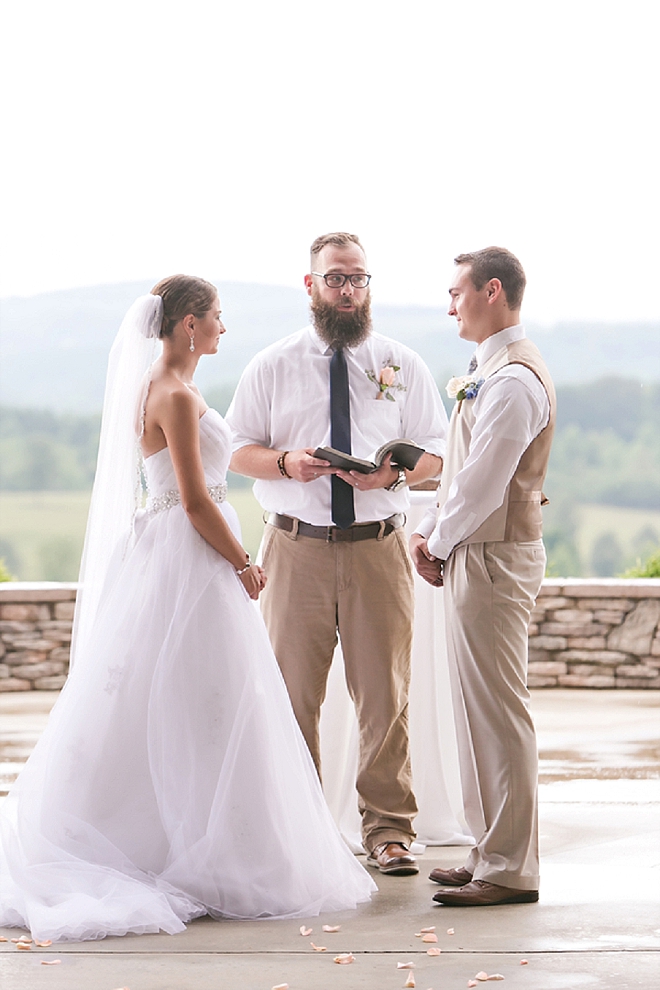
<box><xmin>268</xmin><ymin>513</ymin><xmax>405</xmax><ymax>542</ymax></box>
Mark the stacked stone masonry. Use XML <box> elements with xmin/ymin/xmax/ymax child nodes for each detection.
<box><xmin>1</xmin><ymin>579</ymin><xmax>660</xmax><ymax>691</ymax></box>
<box><xmin>529</xmin><ymin>579</ymin><xmax>660</xmax><ymax>688</ymax></box>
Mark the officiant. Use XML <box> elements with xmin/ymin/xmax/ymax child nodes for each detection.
<box><xmin>226</xmin><ymin>232</ymin><xmax>447</xmax><ymax>875</ymax></box>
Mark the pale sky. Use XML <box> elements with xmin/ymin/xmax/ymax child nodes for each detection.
<box><xmin>1</xmin><ymin>0</ymin><xmax>658</xmax><ymax>323</ymax></box>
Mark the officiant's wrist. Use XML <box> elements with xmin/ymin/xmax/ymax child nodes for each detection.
<box><xmin>276</xmin><ymin>451</ymin><xmax>292</xmax><ymax>478</ymax></box>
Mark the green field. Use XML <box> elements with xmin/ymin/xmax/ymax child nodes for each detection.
<box><xmin>1</xmin><ymin>491</ymin><xmax>658</xmax><ymax>582</ymax></box>
<box><xmin>0</xmin><ymin>488</ymin><xmax>267</xmax><ymax>581</ymax></box>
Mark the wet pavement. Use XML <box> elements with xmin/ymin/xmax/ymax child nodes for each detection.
<box><xmin>1</xmin><ymin>689</ymin><xmax>659</xmax><ymax>990</ymax></box>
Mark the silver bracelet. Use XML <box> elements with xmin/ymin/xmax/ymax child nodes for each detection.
<box><xmin>236</xmin><ymin>554</ymin><xmax>252</xmax><ymax>576</ymax></box>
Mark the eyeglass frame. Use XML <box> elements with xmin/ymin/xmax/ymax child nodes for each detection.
<box><xmin>311</xmin><ymin>271</ymin><xmax>372</xmax><ymax>288</ymax></box>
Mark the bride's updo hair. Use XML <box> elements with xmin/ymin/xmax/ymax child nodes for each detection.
<box><xmin>151</xmin><ymin>275</ymin><xmax>218</xmax><ymax>338</ymax></box>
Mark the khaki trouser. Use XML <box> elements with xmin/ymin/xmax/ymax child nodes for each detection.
<box><xmin>443</xmin><ymin>540</ymin><xmax>546</xmax><ymax>891</ymax></box>
<box><xmin>260</xmin><ymin>522</ymin><xmax>417</xmax><ymax>853</ymax></box>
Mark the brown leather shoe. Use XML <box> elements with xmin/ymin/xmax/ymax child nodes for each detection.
<box><xmin>428</xmin><ymin>866</ymin><xmax>473</xmax><ymax>886</ymax></box>
<box><xmin>432</xmin><ymin>880</ymin><xmax>539</xmax><ymax>906</ymax></box>
<box><xmin>367</xmin><ymin>842</ymin><xmax>419</xmax><ymax>876</ymax></box>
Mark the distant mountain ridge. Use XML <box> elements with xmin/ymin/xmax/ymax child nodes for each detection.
<box><xmin>1</xmin><ymin>281</ymin><xmax>657</xmax><ymax>412</ymax></box>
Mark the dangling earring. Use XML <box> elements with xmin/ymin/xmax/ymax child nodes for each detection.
<box><xmin>189</xmin><ymin>334</ymin><xmax>195</xmax><ymax>352</ymax></box>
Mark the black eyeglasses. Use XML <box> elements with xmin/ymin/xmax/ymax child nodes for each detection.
<box><xmin>311</xmin><ymin>272</ymin><xmax>372</xmax><ymax>288</ymax></box>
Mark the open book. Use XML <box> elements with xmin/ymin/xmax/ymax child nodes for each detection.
<box><xmin>313</xmin><ymin>438</ymin><xmax>425</xmax><ymax>474</ymax></box>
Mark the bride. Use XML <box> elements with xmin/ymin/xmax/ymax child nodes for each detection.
<box><xmin>0</xmin><ymin>276</ymin><xmax>375</xmax><ymax>943</ymax></box>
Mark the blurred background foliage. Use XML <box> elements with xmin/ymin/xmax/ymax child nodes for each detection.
<box><xmin>1</xmin><ymin>376</ymin><xmax>658</xmax><ymax>581</ymax></box>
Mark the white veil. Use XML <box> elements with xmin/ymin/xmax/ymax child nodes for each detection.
<box><xmin>70</xmin><ymin>295</ymin><xmax>162</xmax><ymax>668</ymax></box>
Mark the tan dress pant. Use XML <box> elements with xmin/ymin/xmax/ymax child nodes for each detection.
<box><xmin>259</xmin><ymin>522</ymin><xmax>417</xmax><ymax>853</ymax></box>
<box><xmin>443</xmin><ymin>540</ymin><xmax>546</xmax><ymax>891</ymax></box>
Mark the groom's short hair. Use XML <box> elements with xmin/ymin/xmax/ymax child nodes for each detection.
<box><xmin>455</xmin><ymin>247</ymin><xmax>526</xmax><ymax>310</ymax></box>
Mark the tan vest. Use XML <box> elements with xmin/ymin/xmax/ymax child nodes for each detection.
<box><xmin>438</xmin><ymin>338</ymin><xmax>556</xmax><ymax>545</ymax></box>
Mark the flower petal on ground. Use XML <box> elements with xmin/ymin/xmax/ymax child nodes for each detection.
<box><xmin>397</xmin><ymin>961</ymin><xmax>415</xmax><ymax>969</ymax></box>
<box><xmin>422</xmin><ymin>933</ymin><xmax>438</xmax><ymax>943</ymax></box>
<box><xmin>310</xmin><ymin>943</ymin><xmax>327</xmax><ymax>952</ymax></box>
<box><xmin>487</xmin><ymin>975</ymin><xmax>505</xmax><ymax>981</ymax></box>
<box><xmin>475</xmin><ymin>972</ymin><xmax>489</xmax><ymax>981</ymax></box>
<box><xmin>299</xmin><ymin>926</ymin><xmax>312</xmax><ymax>936</ymax></box>
<box><xmin>404</xmin><ymin>974</ymin><xmax>416</xmax><ymax>988</ymax></box>
<box><xmin>16</xmin><ymin>943</ymin><xmax>31</xmax><ymax>950</ymax></box>
<box><xmin>35</xmin><ymin>940</ymin><xmax>53</xmax><ymax>947</ymax></box>
<box><xmin>323</xmin><ymin>925</ymin><xmax>341</xmax><ymax>932</ymax></box>
<box><xmin>420</xmin><ymin>926</ymin><xmax>436</xmax><ymax>933</ymax></box>
<box><xmin>40</xmin><ymin>960</ymin><xmax>62</xmax><ymax>965</ymax></box>
<box><xmin>333</xmin><ymin>952</ymin><xmax>355</xmax><ymax>964</ymax></box>
<box><xmin>427</xmin><ymin>947</ymin><xmax>442</xmax><ymax>956</ymax></box>
<box><xmin>468</xmin><ymin>982</ymin><xmax>478</xmax><ymax>988</ymax></box>
<box><xmin>272</xmin><ymin>984</ymin><xmax>289</xmax><ymax>989</ymax></box>
<box><xmin>447</xmin><ymin>928</ymin><xmax>455</xmax><ymax>935</ymax></box>
<box><xmin>520</xmin><ymin>959</ymin><xmax>529</xmax><ymax>965</ymax></box>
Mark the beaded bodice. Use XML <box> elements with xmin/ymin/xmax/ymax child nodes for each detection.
<box><xmin>143</xmin><ymin>408</ymin><xmax>232</xmax><ymax>500</ymax></box>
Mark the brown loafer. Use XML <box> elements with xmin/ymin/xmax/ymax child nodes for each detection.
<box><xmin>428</xmin><ymin>866</ymin><xmax>473</xmax><ymax>886</ymax></box>
<box><xmin>432</xmin><ymin>880</ymin><xmax>539</xmax><ymax>906</ymax></box>
<box><xmin>367</xmin><ymin>842</ymin><xmax>419</xmax><ymax>876</ymax></box>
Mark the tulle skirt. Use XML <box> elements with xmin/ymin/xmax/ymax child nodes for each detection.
<box><xmin>0</xmin><ymin>502</ymin><xmax>375</xmax><ymax>942</ymax></box>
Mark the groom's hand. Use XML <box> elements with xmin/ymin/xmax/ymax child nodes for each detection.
<box><xmin>409</xmin><ymin>533</ymin><xmax>444</xmax><ymax>587</ymax></box>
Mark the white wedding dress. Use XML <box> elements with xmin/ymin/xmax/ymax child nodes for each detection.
<box><xmin>0</xmin><ymin>409</ymin><xmax>375</xmax><ymax>942</ymax></box>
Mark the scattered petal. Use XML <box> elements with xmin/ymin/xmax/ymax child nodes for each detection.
<box><xmin>333</xmin><ymin>952</ymin><xmax>355</xmax><ymax>964</ymax></box>
<box><xmin>40</xmin><ymin>960</ymin><xmax>62</xmax><ymax>966</ymax></box>
<box><xmin>468</xmin><ymin>982</ymin><xmax>478</xmax><ymax>988</ymax></box>
<box><xmin>397</xmin><ymin>961</ymin><xmax>415</xmax><ymax>969</ymax></box>
<box><xmin>16</xmin><ymin>943</ymin><xmax>31</xmax><ymax>950</ymax></box>
<box><xmin>299</xmin><ymin>925</ymin><xmax>312</xmax><ymax>936</ymax></box>
<box><xmin>520</xmin><ymin>959</ymin><xmax>529</xmax><ymax>965</ymax></box>
<box><xmin>475</xmin><ymin>972</ymin><xmax>489</xmax><ymax>981</ymax></box>
<box><xmin>446</xmin><ymin>927</ymin><xmax>455</xmax><ymax>935</ymax></box>
<box><xmin>310</xmin><ymin>942</ymin><xmax>327</xmax><ymax>952</ymax></box>
<box><xmin>487</xmin><ymin>976</ymin><xmax>505</xmax><ymax>981</ymax></box>
<box><xmin>0</xmin><ymin>937</ymin><xmax>7</xmax><ymax>942</ymax></box>
<box><xmin>35</xmin><ymin>939</ymin><xmax>53</xmax><ymax>947</ymax></box>
<box><xmin>323</xmin><ymin>925</ymin><xmax>341</xmax><ymax>932</ymax></box>
<box><xmin>272</xmin><ymin>984</ymin><xmax>289</xmax><ymax>990</ymax></box>
<box><xmin>414</xmin><ymin>932</ymin><xmax>422</xmax><ymax>937</ymax></box>
<box><xmin>427</xmin><ymin>947</ymin><xmax>442</xmax><ymax>956</ymax></box>
<box><xmin>404</xmin><ymin>975</ymin><xmax>416</xmax><ymax>989</ymax></box>
<box><xmin>420</xmin><ymin>926</ymin><xmax>436</xmax><ymax>933</ymax></box>
<box><xmin>422</xmin><ymin>933</ymin><xmax>438</xmax><ymax>943</ymax></box>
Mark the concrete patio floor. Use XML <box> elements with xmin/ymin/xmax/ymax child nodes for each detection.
<box><xmin>1</xmin><ymin>689</ymin><xmax>659</xmax><ymax>990</ymax></box>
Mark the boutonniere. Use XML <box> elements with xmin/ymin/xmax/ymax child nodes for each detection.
<box><xmin>446</xmin><ymin>375</ymin><xmax>485</xmax><ymax>402</ymax></box>
<box><xmin>365</xmin><ymin>363</ymin><xmax>407</xmax><ymax>401</ymax></box>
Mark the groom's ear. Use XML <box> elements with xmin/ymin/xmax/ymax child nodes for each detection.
<box><xmin>485</xmin><ymin>278</ymin><xmax>503</xmax><ymax>304</ymax></box>
<box><xmin>304</xmin><ymin>273</ymin><xmax>313</xmax><ymax>296</ymax></box>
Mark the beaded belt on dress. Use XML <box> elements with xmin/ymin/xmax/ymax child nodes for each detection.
<box><xmin>146</xmin><ymin>483</ymin><xmax>228</xmax><ymax>515</ymax></box>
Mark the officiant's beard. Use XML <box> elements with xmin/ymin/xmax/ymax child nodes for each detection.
<box><xmin>310</xmin><ymin>292</ymin><xmax>372</xmax><ymax>349</ymax></box>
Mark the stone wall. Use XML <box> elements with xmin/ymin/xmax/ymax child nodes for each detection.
<box><xmin>0</xmin><ymin>584</ymin><xmax>76</xmax><ymax>691</ymax></box>
<box><xmin>2</xmin><ymin>579</ymin><xmax>660</xmax><ymax>691</ymax></box>
<box><xmin>529</xmin><ymin>579</ymin><xmax>660</xmax><ymax>688</ymax></box>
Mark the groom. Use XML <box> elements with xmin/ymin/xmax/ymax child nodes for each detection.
<box><xmin>226</xmin><ymin>232</ymin><xmax>447</xmax><ymax>875</ymax></box>
<box><xmin>411</xmin><ymin>247</ymin><xmax>555</xmax><ymax>906</ymax></box>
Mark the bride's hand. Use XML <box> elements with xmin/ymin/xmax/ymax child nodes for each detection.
<box><xmin>239</xmin><ymin>564</ymin><xmax>267</xmax><ymax>600</ymax></box>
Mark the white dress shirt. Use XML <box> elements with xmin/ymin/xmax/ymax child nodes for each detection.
<box><xmin>415</xmin><ymin>325</ymin><xmax>550</xmax><ymax>559</ymax></box>
<box><xmin>226</xmin><ymin>325</ymin><xmax>448</xmax><ymax>526</ymax></box>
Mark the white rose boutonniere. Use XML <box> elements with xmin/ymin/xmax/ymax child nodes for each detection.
<box><xmin>446</xmin><ymin>375</ymin><xmax>485</xmax><ymax>402</ymax></box>
<box><xmin>365</xmin><ymin>363</ymin><xmax>407</xmax><ymax>401</ymax></box>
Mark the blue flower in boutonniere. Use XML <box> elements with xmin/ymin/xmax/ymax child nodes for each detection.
<box><xmin>446</xmin><ymin>375</ymin><xmax>486</xmax><ymax>402</ymax></box>
<box><xmin>365</xmin><ymin>363</ymin><xmax>407</xmax><ymax>401</ymax></box>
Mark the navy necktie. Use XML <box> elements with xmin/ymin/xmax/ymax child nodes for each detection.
<box><xmin>330</xmin><ymin>347</ymin><xmax>355</xmax><ymax>529</ymax></box>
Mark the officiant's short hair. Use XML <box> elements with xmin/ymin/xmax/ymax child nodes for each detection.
<box><xmin>455</xmin><ymin>247</ymin><xmax>526</xmax><ymax>310</ymax></box>
<box><xmin>310</xmin><ymin>232</ymin><xmax>366</xmax><ymax>264</ymax></box>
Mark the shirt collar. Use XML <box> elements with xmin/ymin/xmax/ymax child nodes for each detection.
<box><xmin>307</xmin><ymin>324</ymin><xmax>369</xmax><ymax>356</ymax></box>
<box><xmin>475</xmin><ymin>324</ymin><xmax>525</xmax><ymax>366</ymax></box>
